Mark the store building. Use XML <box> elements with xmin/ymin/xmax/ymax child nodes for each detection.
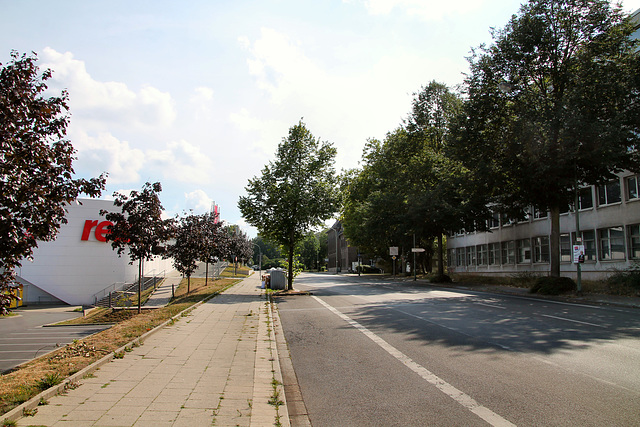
<box><xmin>15</xmin><ymin>198</ymin><xmax>174</xmax><ymax>306</ymax></box>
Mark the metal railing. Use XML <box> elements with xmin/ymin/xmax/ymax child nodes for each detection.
<box><xmin>92</xmin><ymin>270</ymin><xmax>166</xmax><ymax>307</ymax></box>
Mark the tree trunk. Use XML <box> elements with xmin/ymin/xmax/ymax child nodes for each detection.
<box><xmin>137</xmin><ymin>257</ymin><xmax>142</xmax><ymax>314</ymax></box>
<box><xmin>437</xmin><ymin>233</ymin><xmax>445</xmax><ymax>277</ymax></box>
<box><xmin>287</xmin><ymin>243</ymin><xmax>294</xmax><ymax>291</ymax></box>
<box><xmin>550</xmin><ymin>205</ymin><xmax>561</xmax><ymax>277</ymax></box>
<box><xmin>205</xmin><ymin>262</ymin><xmax>209</xmax><ymax>286</ymax></box>
<box><xmin>187</xmin><ymin>274</ymin><xmax>191</xmax><ymax>294</ymax></box>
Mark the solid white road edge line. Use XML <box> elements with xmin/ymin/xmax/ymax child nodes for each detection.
<box><xmin>541</xmin><ymin>314</ymin><xmax>606</xmax><ymax>328</ymax></box>
<box><xmin>312</xmin><ymin>295</ymin><xmax>517</xmax><ymax>427</ymax></box>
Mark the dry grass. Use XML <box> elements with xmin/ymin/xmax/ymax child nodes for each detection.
<box><xmin>0</xmin><ymin>276</ymin><xmax>239</xmax><ymax>416</ymax></box>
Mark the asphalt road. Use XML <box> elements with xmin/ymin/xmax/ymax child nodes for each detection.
<box><xmin>277</xmin><ymin>273</ymin><xmax>640</xmax><ymax>426</ymax></box>
<box><xmin>0</xmin><ymin>306</ymin><xmax>111</xmax><ymax>373</ymax></box>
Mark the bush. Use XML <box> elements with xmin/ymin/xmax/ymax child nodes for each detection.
<box><xmin>530</xmin><ymin>276</ymin><xmax>577</xmax><ymax>295</ymax></box>
<box><xmin>428</xmin><ymin>274</ymin><xmax>452</xmax><ymax>283</ymax></box>
<box><xmin>606</xmin><ymin>263</ymin><xmax>640</xmax><ymax>294</ymax></box>
<box><xmin>510</xmin><ymin>271</ymin><xmax>542</xmax><ymax>287</ymax></box>
<box><xmin>356</xmin><ymin>265</ymin><xmax>382</xmax><ymax>274</ymax></box>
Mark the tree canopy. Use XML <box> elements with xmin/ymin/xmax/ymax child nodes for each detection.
<box><xmin>169</xmin><ymin>213</ymin><xmax>207</xmax><ymax>294</ymax></box>
<box><xmin>0</xmin><ymin>51</ymin><xmax>106</xmax><ymax>313</ymax></box>
<box><xmin>341</xmin><ymin>82</ymin><xmax>488</xmax><ymax>278</ymax></box>
<box><xmin>450</xmin><ymin>0</ymin><xmax>640</xmax><ymax>276</ymax></box>
<box><xmin>101</xmin><ymin>182</ymin><xmax>174</xmax><ymax>312</ymax></box>
<box><xmin>238</xmin><ymin>120</ymin><xmax>339</xmax><ymax>289</ymax></box>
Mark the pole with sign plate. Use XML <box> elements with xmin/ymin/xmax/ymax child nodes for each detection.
<box><xmin>390</xmin><ymin>246</ymin><xmax>399</xmax><ymax>278</ymax></box>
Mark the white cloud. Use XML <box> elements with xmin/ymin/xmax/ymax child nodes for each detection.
<box><xmin>237</xmin><ymin>27</ymin><xmax>466</xmax><ymax>171</ymax></box>
<box><xmin>348</xmin><ymin>0</ymin><xmax>483</xmax><ymax>20</ymax></box>
<box><xmin>234</xmin><ymin>217</ymin><xmax>257</xmax><ymax>239</ymax></box>
<box><xmin>147</xmin><ymin>139</ymin><xmax>214</xmax><ymax>183</ymax></box>
<box><xmin>192</xmin><ymin>86</ymin><xmax>214</xmax><ymax>101</ymax></box>
<box><xmin>70</xmin><ymin>129</ymin><xmax>145</xmax><ymax>184</ymax></box>
<box><xmin>41</xmin><ymin>47</ymin><xmax>176</xmax><ymax>131</ymax></box>
<box><xmin>229</xmin><ymin>108</ymin><xmax>290</xmax><ymax>156</ymax></box>
<box><xmin>188</xmin><ymin>86</ymin><xmax>216</xmax><ymax>121</ymax></box>
<box><xmin>184</xmin><ymin>189</ymin><xmax>214</xmax><ymax>213</ymax></box>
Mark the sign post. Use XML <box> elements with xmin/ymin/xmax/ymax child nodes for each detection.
<box><xmin>390</xmin><ymin>247</ymin><xmax>399</xmax><ymax>279</ymax></box>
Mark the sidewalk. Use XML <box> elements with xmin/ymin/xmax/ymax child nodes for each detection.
<box><xmin>143</xmin><ymin>271</ymin><xmax>182</xmax><ymax>308</ymax></box>
<box><xmin>15</xmin><ymin>274</ymin><xmax>289</xmax><ymax>427</ymax></box>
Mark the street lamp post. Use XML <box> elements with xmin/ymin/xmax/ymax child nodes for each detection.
<box><xmin>575</xmin><ymin>186</ymin><xmax>583</xmax><ymax>295</ymax></box>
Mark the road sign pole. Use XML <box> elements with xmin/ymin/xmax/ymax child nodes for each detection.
<box><xmin>413</xmin><ymin>234</ymin><xmax>416</xmax><ymax>281</ymax></box>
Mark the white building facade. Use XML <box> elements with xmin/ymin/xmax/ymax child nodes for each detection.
<box><xmin>446</xmin><ymin>172</ymin><xmax>640</xmax><ymax>280</ymax></box>
<box><xmin>16</xmin><ymin>199</ymin><xmax>174</xmax><ymax>306</ymax></box>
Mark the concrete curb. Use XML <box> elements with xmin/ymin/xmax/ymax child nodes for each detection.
<box><xmin>267</xmin><ymin>298</ymin><xmax>290</xmax><ymax>427</ymax></box>
<box><xmin>1</xmin><ymin>280</ymin><xmax>238</xmax><ymax>424</ymax></box>
<box><xmin>272</xmin><ymin>297</ymin><xmax>311</xmax><ymax>427</ymax></box>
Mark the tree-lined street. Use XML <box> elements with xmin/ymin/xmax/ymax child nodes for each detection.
<box><xmin>278</xmin><ymin>273</ymin><xmax>640</xmax><ymax>426</ymax></box>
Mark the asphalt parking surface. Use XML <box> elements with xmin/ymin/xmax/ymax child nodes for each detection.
<box><xmin>0</xmin><ymin>306</ymin><xmax>111</xmax><ymax>373</ymax></box>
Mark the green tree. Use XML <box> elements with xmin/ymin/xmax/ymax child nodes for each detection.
<box><xmin>239</xmin><ymin>120</ymin><xmax>339</xmax><ymax>290</ymax></box>
<box><xmin>169</xmin><ymin>213</ymin><xmax>203</xmax><ymax>294</ymax></box>
<box><xmin>225</xmin><ymin>225</ymin><xmax>253</xmax><ymax>264</ymax></box>
<box><xmin>199</xmin><ymin>211</ymin><xmax>227</xmax><ymax>285</ymax></box>
<box><xmin>404</xmin><ymin>81</ymin><xmax>487</xmax><ymax>278</ymax></box>
<box><xmin>296</xmin><ymin>232</ymin><xmax>320</xmax><ymax>270</ymax></box>
<box><xmin>100</xmin><ymin>182</ymin><xmax>175</xmax><ymax>313</ymax></box>
<box><xmin>452</xmin><ymin>0</ymin><xmax>640</xmax><ymax>277</ymax></box>
<box><xmin>0</xmin><ymin>51</ymin><xmax>106</xmax><ymax>313</ymax></box>
<box><xmin>341</xmin><ymin>82</ymin><xmax>487</xmax><ymax>279</ymax></box>
<box><xmin>252</xmin><ymin>235</ymin><xmax>283</xmax><ymax>267</ymax></box>
<box><xmin>317</xmin><ymin>229</ymin><xmax>328</xmax><ymax>270</ymax></box>
<box><xmin>341</xmin><ymin>131</ymin><xmax>412</xmax><ymax>259</ymax></box>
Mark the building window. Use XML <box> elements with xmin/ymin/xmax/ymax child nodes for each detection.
<box><xmin>572</xmin><ymin>230</ymin><xmax>597</xmax><ymax>262</ymax></box>
<box><xmin>477</xmin><ymin>244</ymin><xmax>488</xmax><ymax>265</ymax></box>
<box><xmin>516</xmin><ymin>239</ymin><xmax>531</xmax><ymax>264</ymax></box>
<box><xmin>598</xmin><ymin>227</ymin><xmax>625</xmax><ymax>260</ymax></box>
<box><xmin>626</xmin><ymin>175</ymin><xmax>639</xmax><ymax>201</ymax></box>
<box><xmin>531</xmin><ymin>206</ymin><xmax>547</xmax><ymax>220</ymax></box>
<box><xmin>560</xmin><ymin>233</ymin><xmax>571</xmax><ymax>263</ymax></box>
<box><xmin>628</xmin><ymin>224</ymin><xmax>640</xmax><ymax>259</ymax></box>
<box><xmin>456</xmin><ymin>247</ymin><xmax>466</xmax><ymax>266</ymax></box>
<box><xmin>488</xmin><ymin>211</ymin><xmax>500</xmax><ymax>229</ymax></box>
<box><xmin>501</xmin><ymin>212</ymin><xmax>515</xmax><ymax>227</ymax></box>
<box><xmin>447</xmin><ymin>249</ymin><xmax>456</xmax><ymax>267</ymax></box>
<box><xmin>501</xmin><ymin>241</ymin><xmax>515</xmax><ymax>265</ymax></box>
<box><xmin>488</xmin><ymin>243</ymin><xmax>500</xmax><ymax>265</ymax></box>
<box><xmin>598</xmin><ymin>180</ymin><xmax>621</xmax><ymax>206</ymax></box>
<box><xmin>533</xmin><ymin>236</ymin><xmax>550</xmax><ymax>263</ymax></box>
<box><xmin>578</xmin><ymin>187</ymin><xmax>594</xmax><ymax>210</ymax></box>
<box><xmin>466</xmin><ymin>246</ymin><xmax>476</xmax><ymax>266</ymax></box>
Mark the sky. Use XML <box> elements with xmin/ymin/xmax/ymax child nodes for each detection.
<box><xmin>2</xmin><ymin>0</ymin><xmax>639</xmax><ymax>238</ymax></box>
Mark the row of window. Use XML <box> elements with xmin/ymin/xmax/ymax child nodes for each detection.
<box><xmin>454</xmin><ymin>175</ymin><xmax>640</xmax><ymax>234</ymax></box>
<box><xmin>447</xmin><ymin>224</ymin><xmax>640</xmax><ymax>267</ymax></box>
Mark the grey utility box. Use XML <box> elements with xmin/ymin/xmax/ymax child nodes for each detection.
<box><xmin>269</xmin><ymin>269</ymin><xmax>287</xmax><ymax>290</ymax></box>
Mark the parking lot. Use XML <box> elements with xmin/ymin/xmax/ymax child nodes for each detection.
<box><xmin>0</xmin><ymin>306</ymin><xmax>111</xmax><ymax>373</ymax></box>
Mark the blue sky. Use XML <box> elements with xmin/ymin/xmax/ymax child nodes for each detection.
<box><xmin>2</xmin><ymin>0</ymin><xmax>639</xmax><ymax>237</ymax></box>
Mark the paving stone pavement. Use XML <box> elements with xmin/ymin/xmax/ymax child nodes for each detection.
<box><xmin>17</xmin><ymin>274</ymin><xmax>288</xmax><ymax>427</ymax></box>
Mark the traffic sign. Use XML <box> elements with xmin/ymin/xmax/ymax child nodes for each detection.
<box><xmin>411</xmin><ymin>248</ymin><xmax>425</xmax><ymax>253</ymax></box>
